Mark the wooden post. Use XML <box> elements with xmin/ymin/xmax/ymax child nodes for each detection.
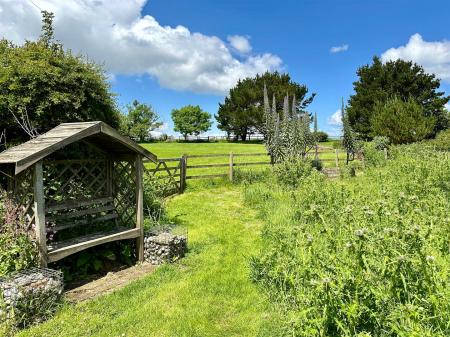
<box><xmin>315</xmin><ymin>144</ymin><xmax>319</xmax><ymax>160</ymax></box>
<box><xmin>229</xmin><ymin>152</ymin><xmax>234</xmax><ymax>181</ymax></box>
<box><xmin>135</xmin><ymin>155</ymin><xmax>144</xmax><ymax>262</ymax></box>
<box><xmin>33</xmin><ymin>161</ymin><xmax>47</xmax><ymax>267</ymax></box>
<box><xmin>335</xmin><ymin>149</ymin><xmax>339</xmax><ymax>168</ymax></box>
<box><xmin>384</xmin><ymin>148</ymin><xmax>388</xmax><ymax>160</ymax></box>
<box><xmin>180</xmin><ymin>154</ymin><xmax>187</xmax><ymax>192</ymax></box>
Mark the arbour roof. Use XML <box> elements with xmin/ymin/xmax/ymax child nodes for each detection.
<box><xmin>0</xmin><ymin>121</ymin><xmax>157</xmax><ymax>174</ymax></box>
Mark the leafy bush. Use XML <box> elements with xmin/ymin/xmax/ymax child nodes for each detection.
<box><xmin>311</xmin><ymin>158</ymin><xmax>323</xmax><ymax>171</ymax></box>
<box><xmin>428</xmin><ymin>129</ymin><xmax>450</xmax><ymax>151</ymax></box>
<box><xmin>233</xmin><ymin>168</ymin><xmax>270</xmax><ymax>185</ymax></box>
<box><xmin>0</xmin><ymin>191</ymin><xmax>38</xmax><ymax>277</ymax></box>
<box><xmin>372</xmin><ymin>96</ymin><xmax>436</xmax><ymax>144</ymax></box>
<box><xmin>248</xmin><ymin>145</ymin><xmax>450</xmax><ymax>336</ymax></box>
<box><xmin>143</xmin><ymin>172</ymin><xmax>171</xmax><ymax>228</ymax></box>
<box><xmin>372</xmin><ymin>135</ymin><xmax>390</xmax><ymax>150</ymax></box>
<box><xmin>363</xmin><ymin>141</ymin><xmax>387</xmax><ymax>168</ymax></box>
<box><xmin>273</xmin><ymin>158</ymin><xmax>314</xmax><ymax>188</ymax></box>
<box><xmin>313</xmin><ymin>131</ymin><xmax>329</xmax><ymax>142</ymax></box>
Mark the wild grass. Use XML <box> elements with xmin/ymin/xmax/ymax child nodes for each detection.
<box><xmin>246</xmin><ymin>144</ymin><xmax>450</xmax><ymax>336</ymax></box>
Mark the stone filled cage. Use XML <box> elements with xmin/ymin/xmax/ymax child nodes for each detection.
<box><xmin>0</xmin><ymin>122</ymin><xmax>157</xmax><ymax>267</ymax></box>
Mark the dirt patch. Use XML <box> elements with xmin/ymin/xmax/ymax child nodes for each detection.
<box><xmin>65</xmin><ymin>263</ymin><xmax>157</xmax><ymax>303</ymax></box>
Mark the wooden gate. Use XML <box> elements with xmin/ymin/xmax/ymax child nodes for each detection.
<box><xmin>144</xmin><ymin>157</ymin><xmax>186</xmax><ymax>194</ymax></box>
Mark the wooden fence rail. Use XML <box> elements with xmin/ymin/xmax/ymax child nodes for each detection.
<box><xmin>144</xmin><ymin>147</ymin><xmax>356</xmax><ymax>194</ymax></box>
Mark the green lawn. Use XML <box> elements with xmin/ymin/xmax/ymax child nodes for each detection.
<box><xmin>142</xmin><ymin>141</ymin><xmax>344</xmax><ymax>179</ymax></box>
<box><xmin>18</xmin><ymin>187</ymin><xmax>277</xmax><ymax>337</ymax></box>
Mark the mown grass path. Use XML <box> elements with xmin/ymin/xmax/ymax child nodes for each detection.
<box><xmin>18</xmin><ymin>187</ymin><xmax>272</xmax><ymax>337</ymax></box>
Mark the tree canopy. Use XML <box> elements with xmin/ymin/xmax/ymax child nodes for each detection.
<box><xmin>216</xmin><ymin>72</ymin><xmax>315</xmax><ymax>140</ymax></box>
<box><xmin>171</xmin><ymin>105</ymin><xmax>212</xmax><ymax>140</ymax></box>
<box><xmin>120</xmin><ymin>100</ymin><xmax>162</xmax><ymax>142</ymax></box>
<box><xmin>372</xmin><ymin>96</ymin><xmax>436</xmax><ymax>144</ymax></box>
<box><xmin>347</xmin><ymin>57</ymin><xmax>449</xmax><ymax>139</ymax></box>
<box><xmin>0</xmin><ymin>11</ymin><xmax>120</xmax><ymax>142</ymax></box>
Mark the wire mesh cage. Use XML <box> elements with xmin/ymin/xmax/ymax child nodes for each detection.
<box><xmin>0</xmin><ymin>268</ymin><xmax>64</xmax><ymax>328</ymax></box>
<box><xmin>144</xmin><ymin>225</ymin><xmax>188</xmax><ymax>265</ymax></box>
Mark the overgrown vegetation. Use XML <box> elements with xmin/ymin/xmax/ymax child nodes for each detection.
<box><xmin>247</xmin><ymin>143</ymin><xmax>450</xmax><ymax>336</ymax></box>
<box><xmin>0</xmin><ymin>191</ymin><xmax>37</xmax><ymax>277</ymax></box>
<box><xmin>0</xmin><ymin>11</ymin><xmax>120</xmax><ymax>142</ymax></box>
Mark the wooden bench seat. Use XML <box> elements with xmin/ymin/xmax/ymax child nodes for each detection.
<box><xmin>47</xmin><ymin>227</ymin><xmax>141</xmax><ymax>263</ymax></box>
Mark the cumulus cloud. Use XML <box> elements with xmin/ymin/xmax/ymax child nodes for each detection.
<box><xmin>328</xmin><ymin>109</ymin><xmax>342</xmax><ymax>126</ymax></box>
<box><xmin>149</xmin><ymin>122</ymin><xmax>169</xmax><ymax>138</ymax></box>
<box><xmin>227</xmin><ymin>35</ymin><xmax>252</xmax><ymax>54</ymax></box>
<box><xmin>381</xmin><ymin>34</ymin><xmax>450</xmax><ymax>83</ymax></box>
<box><xmin>330</xmin><ymin>44</ymin><xmax>349</xmax><ymax>53</ymax></box>
<box><xmin>0</xmin><ymin>0</ymin><xmax>282</xmax><ymax>95</ymax></box>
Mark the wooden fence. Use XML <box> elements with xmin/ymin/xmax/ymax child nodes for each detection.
<box><xmin>143</xmin><ymin>146</ymin><xmax>353</xmax><ymax>194</ymax></box>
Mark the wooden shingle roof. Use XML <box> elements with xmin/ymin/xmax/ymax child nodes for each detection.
<box><xmin>0</xmin><ymin>121</ymin><xmax>157</xmax><ymax>174</ymax></box>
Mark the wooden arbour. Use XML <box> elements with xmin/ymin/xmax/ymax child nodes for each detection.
<box><xmin>0</xmin><ymin>122</ymin><xmax>157</xmax><ymax>267</ymax></box>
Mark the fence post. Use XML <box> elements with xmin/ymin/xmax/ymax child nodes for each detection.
<box><xmin>180</xmin><ymin>154</ymin><xmax>187</xmax><ymax>192</ymax></box>
<box><xmin>229</xmin><ymin>152</ymin><xmax>234</xmax><ymax>182</ymax></box>
<box><xmin>335</xmin><ymin>149</ymin><xmax>339</xmax><ymax>168</ymax></box>
<box><xmin>384</xmin><ymin>148</ymin><xmax>388</xmax><ymax>160</ymax></box>
<box><xmin>315</xmin><ymin>144</ymin><xmax>319</xmax><ymax>160</ymax></box>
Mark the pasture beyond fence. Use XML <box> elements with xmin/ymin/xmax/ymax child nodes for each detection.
<box><xmin>145</xmin><ymin>146</ymin><xmax>355</xmax><ymax>193</ymax></box>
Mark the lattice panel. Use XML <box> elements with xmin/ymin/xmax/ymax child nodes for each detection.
<box><xmin>113</xmin><ymin>160</ymin><xmax>137</xmax><ymax>228</ymax></box>
<box><xmin>43</xmin><ymin>160</ymin><xmax>108</xmax><ymax>205</ymax></box>
<box><xmin>12</xmin><ymin>167</ymin><xmax>35</xmax><ymax>229</ymax></box>
<box><xmin>146</xmin><ymin>159</ymin><xmax>182</xmax><ymax>195</ymax></box>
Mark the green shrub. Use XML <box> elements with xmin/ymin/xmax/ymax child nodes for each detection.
<box><xmin>249</xmin><ymin>145</ymin><xmax>450</xmax><ymax>336</ymax></box>
<box><xmin>363</xmin><ymin>141</ymin><xmax>387</xmax><ymax>167</ymax></box>
<box><xmin>273</xmin><ymin>158</ymin><xmax>314</xmax><ymax>188</ymax></box>
<box><xmin>0</xmin><ymin>191</ymin><xmax>38</xmax><ymax>277</ymax></box>
<box><xmin>233</xmin><ymin>168</ymin><xmax>270</xmax><ymax>185</ymax></box>
<box><xmin>372</xmin><ymin>135</ymin><xmax>390</xmax><ymax>150</ymax></box>
<box><xmin>313</xmin><ymin>131</ymin><xmax>329</xmax><ymax>142</ymax></box>
<box><xmin>143</xmin><ymin>172</ymin><xmax>171</xmax><ymax>228</ymax></box>
<box><xmin>311</xmin><ymin>158</ymin><xmax>323</xmax><ymax>171</ymax></box>
<box><xmin>428</xmin><ymin>129</ymin><xmax>450</xmax><ymax>151</ymax></box>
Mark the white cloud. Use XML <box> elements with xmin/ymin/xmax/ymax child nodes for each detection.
<box><xmin>446</xmin><ymin>103</ymin><xmax>450</xmax><ymax>111</ymax></box>
<box><xmin>227</xmin><ymin>35</ymin><xmax>252</xmax><ymax>54</ymax></box>
<box><xmin>330</xmin><ymin>44</ymin><xmax>349</xmax><ymax>53</ymax></box>
<box><xmin>328</xmin><ymin>109</ymin><xmax>342</xmax><ymax>126</ymax></box>
<box><xmin>381</xmin><ymin>34</ymin><xmax>450</xmax><ymax>83</ymax></box>
<box><xmin>0</xmin><ymin>0</ymin><xmax>282</xmax><ymax>95</ymax></box>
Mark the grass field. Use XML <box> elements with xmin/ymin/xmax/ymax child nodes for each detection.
<box><xmin>142</xmin><ymin>141</ymin><xmax>344</xmax><ymax>180</ymax></box>
<box><xmin>17</xmin><ymin>187</ymin><xmax>279</xmax><ymax>337</ymax></box>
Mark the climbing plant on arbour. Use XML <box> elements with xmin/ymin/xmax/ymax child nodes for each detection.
<box><xmin>263</xmin><ymin>84</ymin><xmax>316</xmax><ymax>163</ymax></box>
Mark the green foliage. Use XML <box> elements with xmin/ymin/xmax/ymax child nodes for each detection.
<box><xmin>248</xmin><ymin>145</ymin><xmax>450</xmax><ymax>336</ymax></box>
<box><xmin>0</xmin><ymin>11</ymin><xmax>120</xmax><ymax>142</ymax></box>
<box><xmin>342</xmin><ymin>100</ymin><xmax>359</xmax><ymax>161</ymax></box>
<box><xmin>372</xmin><ymin>96</ymin><xmax>436</xmax><ymax>144</ymax></box>
<box><xmin>347</xmin><ymin>56</ymin><xmax>449</xmax><ymax>139</ymax></box>
<box><xmin>313</xmin><ymin>131</ymin><xmax>328</xmax><ymax>142</ymax></box>
<box><xmin>372</xmin><ymin>135</ymin><xmax>390</xmax><ymax>150</ymax></box>
<box><xmin>427</xmin><ymin>129</ymin><xmax>450</xmax><ymax>151</ymax></box>
<box><xmin>363</xmin><ymin>141</ymin><xmax>387</xmax><ymax>168</ymax></box>
<box><xmin>142</xmin><ymin>172</ymin><xmax>171</xmax><ymax>228</ymax></box>
<box><xmin>0</xmin><ymin>191</ymin><xmax>37</xmax><ymax>277</ymax></box>
<box><xmin>216</xmin><ymin>71</ymin><xmax>315</xmax><ymax>140</ymax></box>
<box><xmin>120</xmin><ymin>100</ymin><xmax>162</xmax><ymax>142</ymax></box>
<box><xmin>273</xmin><ymin>158</ymin><xmax>315</xmax><ymax>188</ymax></box>
<box><xmin>311</xmin><ymin>158</ymin><xmax>323</xmax><ymax>171</ymax></box>
<box><xmin>171</xmin><ymin>105</ymin><xmax>211</xmax><ymax>140</ymax></box>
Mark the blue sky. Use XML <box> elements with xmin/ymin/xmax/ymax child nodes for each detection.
<box><xmin>2</xmin><ymin>0</ymin><xmax>450</xmax><ymax>137</ymax></box>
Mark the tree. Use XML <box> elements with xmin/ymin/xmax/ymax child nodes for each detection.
<box><xmin>347</xmin><ymin>57</ymin><xmax>449</xmax><ymax>139</ymax></box>
<box><xmin>120</xmin><ymin>100</ymin><xmax>162</xmax><ymax>142</ymax></box>
<box><xmin>216</xmin><ymin>72</ymin><xmax>315</xmax><ymax>140</ymax></box>
<box><xmin>171</xmin><ymin>105</ymin><xmax>212</xmax><ymax>140</ymax></box>
<box><xmin>372</xmin><ymin>96</ymin><xmax>436</xmax><ymax>144</ymax></box>
<box><xmin>342</xmin><ymin>99</ymin><xmax>358</xmax><ymax>164</ymax></box>
<box><xmin>313</xmin><ymin>111</ymin><xmax>318</xmax><ymax>133</ymax></box>
<box><xmin>0</xmin><ymin>11</ymin><xmax>120</xmax><ymax>143</ymax></box>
